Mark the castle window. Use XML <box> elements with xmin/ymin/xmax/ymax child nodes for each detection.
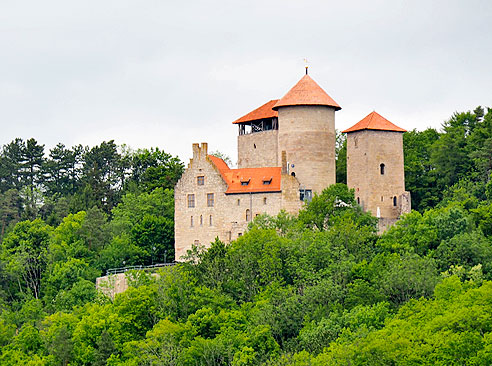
<box><xmin>380</xmin><ymin>163</ymin><xmax>385</xmax><ymax>175</ymax></box>
<box><xmin>246</xmin><ymin>209</ymin><xmax>251</xmax><ymax>221</ymax></box>
<box><xmin>238</xmin><ymin>233</ymin><xmax>242</xmax><ymax>237</ymax></box>
<box><xmin>197</xmin><ymin>176</ymin><xmax>204</xmax><ymax>185</ymax></box>
<box><xmin>187</xmin><ymin>194</ymin><xmax>195</xmax><ymax>208</ymax></box>
<box><xmin>300</xmin><ymin>189</ymin><xmax>313</xmax><ymax>202</ymax></box>
<box><xmin>263</xmin><ymin>197</ymin><xmax>267</xmax><ymax>205</ymax></box>
<box><xmin>254</xmin><ymin>143</ymin><xmax>256</xmax><ymax>149</ymax></box>
<box><xmin>200</xmin><ymin>215</ymin><xmax>203</xmax><ymax>226</ymax></box>
<box><xmin>357</xmin><ymin>197</ymin><xmax>360</xmax><ymax>205</ymax></box>
<box><xmin>237</xmin><ymin>199</ymin><xmax>240</xmax><ymax>206</ymax></box>
<box><xmin>194</xmin><ymin>240</ymin><xmax>200</xmax><ymax>245</ymax></box>
<box><xmin>190</xmin><ymin>216</ymin><xmax>194</xmax><ymax>227</ymax></box>
<box><xmin>291</xmin><ymin>172</ymin><xmax>296</xmax><ymax>177</ymax></box>
<box><xmin>209</xmin><ymin>215</ymin><xmax>213</xmax><ymax>226</ymax></box>
<box><xmin>207</xmin><ymin>193</ymin><xmax>214</xmax><ymax>207</ymax></box>
<box><xmin>354</xmin><ymin>136</ymin><xmax>358</xmax><ymax>148</ymax></box>
<box><xmin>393</xmin><ymin>196</ymin><xmax>397</xmax><ymax>206</ymax></box>
<box><xmin>381</xmin><ymin>196</ymin><xmax>384</xmax><ymax>202</ymax></box>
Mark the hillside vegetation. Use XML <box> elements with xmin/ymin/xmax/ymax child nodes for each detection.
<box><xmin>1</xmin><ymin>106</ymin><xmax>492</xmax><ymax>365</ymax></box>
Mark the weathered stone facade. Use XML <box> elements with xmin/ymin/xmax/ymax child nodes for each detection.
<box><xmin>277</xmin><ymin>105</ymin><xmax>336</xmax><ymax>194</ymax></box>
<box><xmin>345</xmin><ymin>124</ymin><xmax>411</xmax><ymax>230</ymax></box>
<box><xmin>238</xmin><ymin>130</ymin><xmax>278</xmax><ymax>168</ymax></box>
<box><xmin>174</xmin><ymin>143</ymin><xmax>301</xmax><ymax>260</ymax></box>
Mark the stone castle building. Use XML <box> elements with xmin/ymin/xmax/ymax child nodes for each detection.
<box><xmin>174</xmin><ymin>73</ymin><xmax>411</xmax><ymax>260</ymax></box>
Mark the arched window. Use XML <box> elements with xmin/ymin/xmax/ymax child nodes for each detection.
<box><xmin>357</xmin><ymin>197</ymin><xmax>360</xmax><ymax>205</ymax></box>
<box><xmin>246</xmin><ymin>209</ymin><xmax>251</xmax><ymax>222</ymax></box>
<box><xmin>380</xmin><ymin>163</ymin><xmax>385</xmax><ymax>175</ymax></box>
<box><xmin>393</xmin><ymin>196</ymin><xmax>397</xmax><ymax>207</ymax></box>
<box><xmin>209</xmin><ymin>215</ymin><xmax>213</xmax><ymax>226</ymax></box>
<box><xmin>291</xmin><ymin>172</ymin><xmax>296</xmax><ymax>177</ymax></box>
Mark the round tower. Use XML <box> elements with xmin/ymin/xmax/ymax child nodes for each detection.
<box><xmin>273</xmin><ymin>74</ymin><xmax>341</xmax><ymax>195</ymax></box>
<box><xmin>342</xmin><ymin>111</ymin><xmax>410</xmax><ymax>222</ymax></box>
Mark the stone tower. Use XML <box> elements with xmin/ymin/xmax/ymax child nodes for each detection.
<box><xmin>273</xmin><ymin>74</ymin><xmax>341</xmax><ymax>195</ymax></box>
<box><xmin>343</xmin><ymin>111</ymin><xmax>411</xmax><ymax>227</ymax></box>
<box><xmin>233</xmin><ymin>74</ymin><xmax>341</xmax><ymax>197</ymax></box>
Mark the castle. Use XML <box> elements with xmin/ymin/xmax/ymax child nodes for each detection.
<box><xmin>174</xmin><ymin>72</ymin><xmax>411</xmax><ymax>260</ymax></box>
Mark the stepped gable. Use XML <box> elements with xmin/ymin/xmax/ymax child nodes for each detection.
<box><xmin>233</xmin><ymin>99</ymin><xmax>279</xmax><ymax>124</ymax></box>
<box><xmin>342</xmin><ymin>111</ymin><xmax>406</xmax><ymax>133</ymax></box>
<box><xmin>273</xmin><ymin>74</ymin><xmax>341</xmax><ymax>111</ymax></box>
<box><xmin>208</xmin><ymin>155</ymin><xmax>281</xmax><ymax>194</ymax></box>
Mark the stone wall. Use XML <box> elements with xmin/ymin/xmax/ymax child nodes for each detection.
<box><xmin>237</xmin><ymin>130</ymin><xmax>278</xmax><ymax>168</ymax></box>
<box><xmin>96</xmin><ymin>271</ymin><xmax>163</xmax><ymax>299</ymax></box>
<box><xmin>277</xmin><ymin>105</ymin><xmax>336</xmax><ymax>194</ymax></box>
<box><xmin>96</xmin><ymin>273</ymin><xmax>128</xmax><ymax>299</ymax></box>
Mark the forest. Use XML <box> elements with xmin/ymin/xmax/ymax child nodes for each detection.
<box><xmin>1</xmin><ymin>106</ymin><xmax>492</xmax><ymax>365</ymax></box>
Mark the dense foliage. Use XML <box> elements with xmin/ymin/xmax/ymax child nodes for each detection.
<box><xmin>1</xmin><ymin>106</ymin><xmax>492</xmax><ymax>365</ymax></box>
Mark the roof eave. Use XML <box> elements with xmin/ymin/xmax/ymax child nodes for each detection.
<box><xmin>272</xmin><ymin>103</ymin><xmax>342</xmax><ymax>111</ymax></box>
<box><xmin>342</xmin><ymin>127</ymin><xmax>407</xmax><ymax>133</ymax></box>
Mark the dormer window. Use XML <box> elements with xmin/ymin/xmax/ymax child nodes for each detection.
<box><xmin>263</xmin><ymin>177</ymin><xmax>272</xmax><ymax>185</ymax></box>
<box><xmin>240</xmin><ymin>178</ymin><xmax>250</xmax><ymax>186</ymax></box>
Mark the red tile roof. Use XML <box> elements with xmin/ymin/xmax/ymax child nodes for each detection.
<box><xmin>273</xmin><ymin>74</ymin><xmax>341</xmax><ymax>111</ymax></box>
<box><xmin>208</xmin><ymin>155</ymin><xmax>281</xmax><ymax>194</ymax></box>
<box><xmin>342</xmin><ymin>111</ymin><xmax>406</xmax><ymax>133</ymax></box>
<box><xmin>233</xmin><ymin>100</ymin><xmax>279</xmax><ymax>124</ymax></box>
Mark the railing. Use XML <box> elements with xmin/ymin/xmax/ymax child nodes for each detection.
<box><xmin>105</xmin><ymin>262</ymin><xmax>176</xmax><ymax>276</ymax></box>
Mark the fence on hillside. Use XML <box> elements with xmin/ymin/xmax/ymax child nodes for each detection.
<box><xmin>105</xmin><ymin>262</ymin><xmax>176</xmax><ymax>276</ymax></box>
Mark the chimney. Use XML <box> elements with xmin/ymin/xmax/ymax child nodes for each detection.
<box><xmin>201</xmin><ymin>142</ymin><xmax>208</xmax><ymax>157</ymax></box>
<box><xmin>281</xmin><ymin>150</ymin><xmax>287</xmax><ymax>174</ymax></box>
<box><xmin>192</xmin><ymin>143</ymin><xmax>200</xmax><ymax>160</ymax></box>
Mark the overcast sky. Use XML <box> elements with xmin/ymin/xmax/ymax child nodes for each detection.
<box><xmin>1</xmin><ymin>0</ymin><xmax>491</xmax><ymax>164</ymax></box>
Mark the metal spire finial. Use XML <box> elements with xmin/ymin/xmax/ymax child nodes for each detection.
<box><xmin>304</xmin><ymin>58</ymin><xmax>309</xmax><ymax>75</ymax></box>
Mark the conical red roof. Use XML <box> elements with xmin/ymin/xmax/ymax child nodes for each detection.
<box><xmin>273</xmin><ymin>74</ymin><xmax>341</xmax><ymax>111</ymax></box>
<box><xmin>342</xmin><ymin>111</ymin><xmax>406</xmax><ymax>133</ymax></box>
<box><xmin>233</xmin><ymin>99</ymin><xmax>279</xmax><ymax>124</ymax></box>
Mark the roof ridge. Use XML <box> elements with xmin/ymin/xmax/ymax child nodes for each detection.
<box><xmin>272</xmin><ymin>74</ymin><xmax>341</xmax><ymax>111</ymax></box>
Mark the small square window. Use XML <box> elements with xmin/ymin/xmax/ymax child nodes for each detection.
<box><xmin>197</xmin><ymin>176</ymin><xmax>204</xmax><ymax>185</ymax></box>
<box><xmin>187</xmin><ymin>194</ymin><xmax>195</xmax><ymax>208</ymax></box>
<box><xmin>299</xmin><ymin>189</ymin><xmax>313</xmax><ymax>202</ymax></box>
<box><xmin>207</xmin><ymin>193</ymin><xmax>214</xmax><ymax>207</ymax></box>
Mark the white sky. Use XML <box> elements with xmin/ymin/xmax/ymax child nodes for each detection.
<box><xmin>1</xmin><ymin>0</ymin><xmax>491</xmax><ymax>164</ymax></box>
